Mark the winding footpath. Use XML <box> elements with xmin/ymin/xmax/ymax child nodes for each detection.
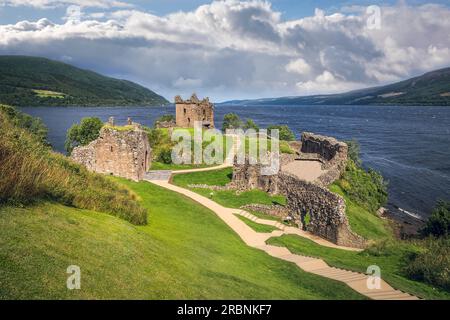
<box><xmin>145</xmin><ymin>166</ymin><xmax>420</xmax><ymax>300</ymax></box>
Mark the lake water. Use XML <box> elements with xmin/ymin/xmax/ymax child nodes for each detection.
<box><xmin>19</xmin><ymin>105</ymin><xmax>450</xmax><ymax>220</ymax></box>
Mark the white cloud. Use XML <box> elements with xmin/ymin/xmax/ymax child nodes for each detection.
<box><xmin>0</xmin><ymin>0</ymin><xmax>449</xmax><ymax>100</ymax></box>
<box><xmin>285</xmin><ymin>58</ymin><xmax>311</xmax><ymax>75</ymax></box>
<box><xmin>0</xmin><ymin>0</ymin><xmax>131</xmax><ymax>9</ymax></box>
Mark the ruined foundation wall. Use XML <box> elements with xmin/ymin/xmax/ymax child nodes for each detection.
<box><xmin>278</xmin><ymin>173</ymin><xmax>366</xmax><ymax>248</ymax></box>
<box><xmin>71</xmin><ymin>125</ymin><xmax>151</xmax><ymax>181</ymax></box>
<box><xmin>230</xmin><ymin>154</ymin><xmax>365</xmax><ymax>248</ymax></box>
<box><xmin>300</xmin><ymin>132</ymin><xmax>348</xmax><ymax>171</ymax></box>
<box><xmin>298</xmin><ymin>132</ymin><xmax>349</xmax><ymax>187</ymax></box>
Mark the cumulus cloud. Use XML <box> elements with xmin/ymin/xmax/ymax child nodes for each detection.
<box><xmin>0</xmin><ymin>0</ymin><xmax>131</xmax><ymax>9</ymax></box>
<box><xmin>0</xmin><ymin>0</ymin><xmax>449</xmax><ymax>101</ymax></box>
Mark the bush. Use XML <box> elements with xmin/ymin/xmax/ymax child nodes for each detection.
<box><xmin>267</xmin><ymin>125</ymin><xmax>295</xmax><ymax>141</ymax></box>
<box><xmin>222</xmin><ymin>113</ymin><xmax>243</xmax><ymax>131</ymax></box>
<box><xmin>0</xmin><ymin>108</ymin><xmax>147</xmax><ymax>225</ymax></box>
<box><xmin>345</xmin><ymin>139</ymin><xmax>362</xmax><ymax>167</ymax></box>
<box><xmin>421</xmin><ymin>201</ymin><xmax>450</xmax><ymax>238</ymax></box>
<box><xmin>65</xmin><ymin>117</ymin><xmax>103</xmax><ymax>154</ymax></box>
<box><xmin>338</xmin><ymin>160</ymin><xmax>388</xmax><ymax>213</ymax></box>
<box><xmin>0</xmin><ymin>104</ymin><xmax>48</xmax><ymax>144</ymax></box>
<box><xmin>403</xmin><ymin>238</ymin><xmax>450</xmax><ymax>291</ymax></box>
<box><xmin>156</xmin><ymin>146</ymin><xmax>173</xmax><ymax>164</ymax></box>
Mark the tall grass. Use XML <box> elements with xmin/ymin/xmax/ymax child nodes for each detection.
<box><xmin>0</xmin><ymin>107</ymin><xmax>147</xmax><ymax>225</ymax></box>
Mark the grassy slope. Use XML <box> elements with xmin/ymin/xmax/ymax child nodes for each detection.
<box><xmin>330</xmin><ymin>184</ymin><xmax>392</xmax><ymax>241</ymax></box>
<box><xmin>235</xmin><ymin>215</ymin><xmax>280</xmax><ymax>233</ymax></box>
<box><xmin>0</xmin><ymin>55</ymin><xmax>168</xmax><ymax>106</ymax></box>
<box><xmin>170</xmin><ymin>168</ymin><xmax>450</xmax><ymax>299</ymax></box>
<box><xmin>0</xmin><ymin>180</ymin><xmax>364</xmax><ymax>300</ymax></box>
<box><xmin>267</xmin><ymin>235</ymin><xmax>450</xmax><ymax>300</ymax></box>
<box><xmin>172</xmin><ymin>168</ymin><xmax>285</xmax><ymax>209</ymax></box>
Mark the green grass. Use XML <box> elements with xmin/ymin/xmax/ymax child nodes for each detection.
<box><xmin>248</xmin><ymin>210</ymin><xmax>284</xmax><ymax>223</ymax></box>
<box><xmin>0</xmin><ymin>180</ymin><xmax>365</xmax><ymax>299</ymax></box>
<box><xmin>172</xmin><ymin>168</ymin><xmax>233</xmax><ymax>186</ymax></box>
<box><xmin>235</xmin><ymin>215</ymin><xmax>280</xmax><ymax>233</ymax></box>
<box><xmin>267</xmin><ymin>235</ymin><xmax>450</xmax><ymax>300</ymax></box>
<box><xmin>103</xmin><ymin>124</ymin><xmax>135</xmax><ymax>132</ymax></box>
<box><xmin>151</xmin><ymin>162</ymin><xmax>218</xmax><ymax>171</ymax></box>
<box><xmin>172</xmin><ymin>168</ymin><xmax>286</xmax><ymax>209</ymax></box>
<box><xmin>330</xmin><ymin>184</ymin><xmax>392</xmax><ymax>241</ymax></box>
<box><xmin>32</xmin><ymin>89</ymin><xmax>66</xmax><ymax>99</ymax></box>
<box><xmin>0</xmin><ymin>107</ymin><xmax>147</xmax><ymax>225</ymax></box>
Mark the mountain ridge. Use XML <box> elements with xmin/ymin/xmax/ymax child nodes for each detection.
<box><xmin>0</xmin><ymin>55</ymin><xmax>169</xmax><ymax>107</ymax></box>
<box><xmin>221</xmin><ymin>67</ymin><xmax>450</xmax><ymax>106</ymax></box>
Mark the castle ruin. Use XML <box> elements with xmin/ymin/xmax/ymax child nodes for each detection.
<box><xmin>71</xmin><ymin>118</ymin><xmax>151</xmax><ymax>181</ymax></box>
<box><xmin>230</xmin><ymin>132</ymin><xmax>366</xmax><ymax>248</ymax></box>
<box><xmin>175</xmin><ymin>93</ymin><xmax>214</xmax><ymax>128</ymax></box>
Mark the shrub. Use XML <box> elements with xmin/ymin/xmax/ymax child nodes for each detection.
<box><xmin>65</xmin><ymin>117</ymin><xmax>103</xmax><ymax>154</ymax></box>
<box><xmin>403</xmin><ymin>238</ymin><xmax>450</xmax><ymax>291</ymax></box>
<box><xmin>156</xmin><ymin>146</ymin><xmax>173</xmax><ymax>164</ymax></box>
<box><xmin>267</xmin><ymin>125</ymin><xmax>295</xmax><ymax>141</ymax></box>
<box><xmin>0</xmin><ymin>104</ymin><xmax>48</xmax><ymax>144</ymax></box>
<box><xmin>345</xmin><ymin>139</ymin><xmax>362</xmax><ymax>167</ymax></box>
<box><xmin>0</xmin><ymin>108</ymin><xmax>147</xmax><ymax>225</ymax></box>
<box><xmin>421</xmin><ymin>201</ymin><xmax>450</xmax><ymax>238</ymax></box>
<box><xmin>338</xmin><ymin>160</ymin><xmax>388</xmax><ymax>213</ymax></box>
<box><xmin>222</xmin><ymin>113</ymin><xmax>243</xmax><ymax>131</ymax></box>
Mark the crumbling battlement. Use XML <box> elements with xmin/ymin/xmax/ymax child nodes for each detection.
<box><xmin>300</xmin><ymin>132</ymin><xmax>348</xmax><ymax>171</ymax></box>
<box><xmin>175</xmin><ymin>93</ymin><xmax>214</xmax><ymax>128</ymax></box>
<box><xmin>71</xmin><ymin>119</ymin><xmax>151</xmax><ymax>181</ymax></box>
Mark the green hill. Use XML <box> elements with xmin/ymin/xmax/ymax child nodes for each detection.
<box><xmin>0</xmin><ymin>56</ymin><xmax>169</xmax><ymax>107</ymax></box>
<box><xmin>223</xmin><ymin>67</ymin><xmax>450</xmax><ymax>106</ymax></box>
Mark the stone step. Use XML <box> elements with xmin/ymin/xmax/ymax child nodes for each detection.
<box><xmin>367</xmin><ymin>291</ymin><xmax>414</xmax><ymax>300</ymax></box>
<box><xmin>280</xmin><ymin>254</ymin><xmax>317</xmax><ymax>264</ymax></box>
<box><xmin>145</xmin><ymin>171</ymin><xmax>172</xmax><ymax>181</ymax></box>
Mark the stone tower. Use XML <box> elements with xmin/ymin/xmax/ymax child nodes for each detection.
<box><xmin>175</xmin><ymin>93</ymin><xmax>214</xmax><ymax>128</ymax></box>
<box><xmin>71</xmin><ymin>121</ymin><xmax>151</xmax><ymax>181</ymax></box>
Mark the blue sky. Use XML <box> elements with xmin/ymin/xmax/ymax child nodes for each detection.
<box><xmin>0</xmin><ymin>0</ymin><xmax>449</xmax><ymax>101</ymax></box>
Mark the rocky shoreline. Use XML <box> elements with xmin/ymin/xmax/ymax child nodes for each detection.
<box><xmin>379</xmin><ymin>206</ymin><xmax>425</xmax><ymax>239</ymax></box>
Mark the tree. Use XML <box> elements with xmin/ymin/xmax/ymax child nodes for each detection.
<box><xmin>421</xmin><ymin>200</ymin><xmax>450</xmax><ymax>238</ymax></box>
<box><xmin>65</xmin><ymin>117</ymin><xmax>103</xmax><ymax>154</ymax></box>
<box><xmin>267</xmin><ymin>125</ymin><xmax>295</xmax><ymax>141</ymax></box>
<box><xmin>345</xmin><ymin>139</ymin><xmax>362</xmax><ymax>167</ymax></box>
<box><xmin>222</xmin><ymin>113</ymin><xmax>243</xmax><ymax>131</ymax></box>
<box><xmin>244</xmin><ymin>119</ymin><xmax>259</xmax><ymax>131</ymax></box>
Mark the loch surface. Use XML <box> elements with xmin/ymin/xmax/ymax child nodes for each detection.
<box><xmin>19</xmin><ymin>104</ymin><xmax>450</xmax><ymax>219</ymax></box>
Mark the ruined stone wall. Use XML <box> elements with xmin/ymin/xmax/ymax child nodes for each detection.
<box><xmin>300</xmin><ymin>132</ymin><xmax>348</xmax><ymax>171</ymax></box>
<box><xmin>278</xmin><ymin>173</ymin><xmax>365</xmax><ymax>248</ymax></box>
<box><xmin>71</xmin><ymin>124</ymin><xmax>151</xmax><ymax>181</ymax></box>
<box><xmin>230</xmin><ymin>154</ymin><xmax>365</xmax><ymax>248</ymax></box>
<box><xmin>296</xmin><ymin>132</ymin><xmax>349</xmax><ymax>187</ymax></box>
<box><xmin>175</xmin><ymin>94</ymin><xmax>215</xmax><ymax>128</ymax></box>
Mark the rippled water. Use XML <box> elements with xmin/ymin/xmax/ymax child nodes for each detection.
<box><xmin>19</xmin><ymin>104</ymin><xmax>450</xmax><ymax>219</ymax></box>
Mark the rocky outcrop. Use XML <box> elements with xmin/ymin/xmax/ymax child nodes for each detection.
<box><xmin>71</xmin><ymin>122</ymin><xmax>151</xmax><ymax>181</ymax></box>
